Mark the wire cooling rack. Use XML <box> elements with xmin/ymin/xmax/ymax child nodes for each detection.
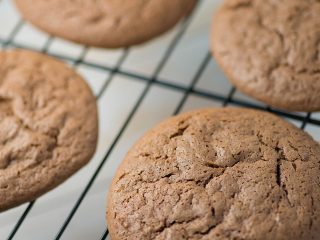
<box><xmin>1</xmin><ymin>0</ymin><xmax>320</xmax><ymax>239</ymax></box>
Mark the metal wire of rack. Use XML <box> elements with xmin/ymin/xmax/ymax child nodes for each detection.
<box><xmin>0</xmin><ymin>0</ymin><xmax>319</xmax><ymax>239</ymax></box>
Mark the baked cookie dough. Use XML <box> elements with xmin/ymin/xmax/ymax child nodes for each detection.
<box><xmin>211</xmin><ymin>0</ymin><xmax>320</xmax><ymax>112</ymax></box>
<box><xmin>0</xmin><ymin>49</ymin><xmax>98</xmax><ymax>211</ymax></box>
<box><xmin>15</xmin><ymin>0</ymin><xmax>197</xmax><ymax>48</ymax></box>
<box><xmin>107</xmin><ymin>108</ymin><xmax>320</xmax><ymax>240</ymax></box>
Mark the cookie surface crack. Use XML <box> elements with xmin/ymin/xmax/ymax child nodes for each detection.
<box><xmin>169</xmin><ymin>125</ymin><xmax>189</xmax><ymax>139</ymax></box>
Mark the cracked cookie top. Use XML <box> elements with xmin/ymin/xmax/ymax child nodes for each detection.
<box><xmin>14</xmin><ymin>0</ymin><xmax>196</xmax><ymax>48</ymax></box>
<box><xmin>211</xmin><ymin>0</ymin><xmax>320</xmax><ymax>112</ymax></box>
<box><xmin>107</xmin><ymin>108</ymin><xmax>320</xmax><ymax>240</ymax></box>
<box><xmin>0</xmin><ymin>49</ymin><xmax>98</xmax><ymax>211</ymax></box>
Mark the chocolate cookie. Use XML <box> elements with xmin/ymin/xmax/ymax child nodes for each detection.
<box><xmin>107</xmin><ymin>108</ymin><xmax>320</xmax><ymax>240</ymax></box>
<box><xmin>0</xmin><ymin>49</ymin><xmax>98</xmax><ymax>211</ymax></box>
<box><xmin>14</xmin><ymin>0</ymin><xmax>196</xmax><ymax>48</ymax></box>
<box><xmin>211</xmin><ymin>0</ymin><xmax>320</xmax><ymax>112</ymax></box>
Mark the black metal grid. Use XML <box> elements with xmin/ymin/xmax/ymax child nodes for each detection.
<box><xmin>0</xmin><ymin>1</ymin><xmax>318</xmax><ymax>239</ymax></box>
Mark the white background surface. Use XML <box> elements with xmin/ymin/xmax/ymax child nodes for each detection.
<box><xmin>0</xmin><ymin>0</ymin><xmax>319</xmax><ymax>239</ymax></box>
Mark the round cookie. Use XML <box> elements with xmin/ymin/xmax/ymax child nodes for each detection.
<box><xmin>14</xmin><ymin>0</ymin><xmax>197</xmax><ymax>48</ymax></box>
<box><xmin>107</xmin><ymin>108</ymin><xmax>320</xmax><ymax>240</ymax></box>
<box><xmin>211</xmin><ymin>0</ymin><xmax>320</xmax><ymax>112</ymax></box>
<box><xmin>0</xmin><ymin>49</ymin><xmax>98</xmax><ymax>211</ymax></box>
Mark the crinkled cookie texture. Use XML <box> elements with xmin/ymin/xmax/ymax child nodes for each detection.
<box><xmin>0</xmin><ymin>49</ymin><xmax>98</xmax><ymax>212</ymax></box>
<box><xmin>107</xmin><ymin>108</ymin><xmax>320</xmax><ymax>240</ymax></box>
<box><xmin>15</xmin><ymin>0</ymin><xmax>196</xmax><ymax>48</ymax></box>
<box><xmin>211</xmin><ymin>0</ymin><xmax>320</xmax><ymax>112</ymax></box>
